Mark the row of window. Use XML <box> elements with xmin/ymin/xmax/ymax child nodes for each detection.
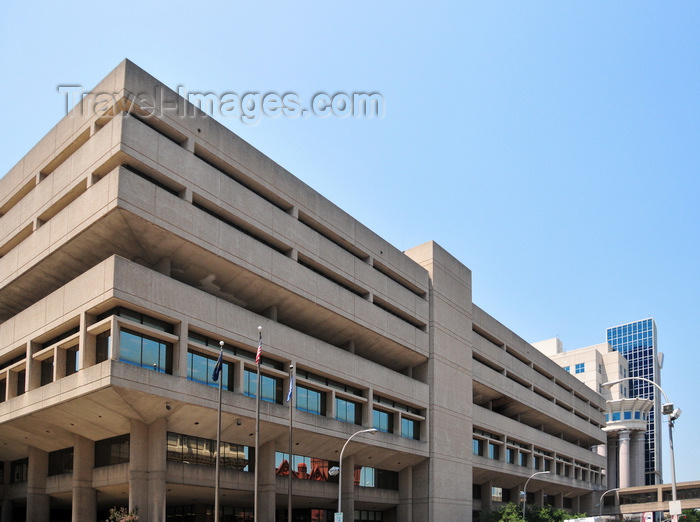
<box><xmin>273</xmin><ymin>451</ymin><xmax>398</xmax><ymax>490</ymax></box>
<box><xmin>2</xmin><ymin>309</ymin><xmax>423</xmax><ymax>440</ymax></box>
<box><xmin>472</xmin><ymin>432</ymin><xmax>603</xmax><ymax>484</ymax></box>
<box><xmin>605</xmin><ymin>410</ymin><xmax>648</xmax><ymax>422</ymax></box>
<box><xmin>562</xmin><ymin>363</ymin><xmax>585</xmax><ymax>374</ymax></box>
<box><xmin>15</xmin><ymin>432</ymin><xmax>397</xmax><ymax>493</ymax></box>
<box><xmin>473</xmin><ymin>484</ymin><xmax>576</xmax><ymax>509</ymax></box>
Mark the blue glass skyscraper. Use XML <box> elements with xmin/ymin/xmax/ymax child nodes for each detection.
<box><xmin>607</xmin><ymin>318</ymin><xmax>661</xmax><ymax>486</ymax></box>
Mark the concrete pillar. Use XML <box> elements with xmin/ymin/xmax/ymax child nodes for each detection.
<box><xmin>1</xmin><ymin>460</ymin><xmax>12</xmax><ymax>522</ymax></box>
<box><xmin>258</xmin><ymin>440</ymin><xmax>276</xmax><ymax>522</ymax></box>
<box><xmin>80</xmin><ymin>311</ymin><xmax>97</xmax><ymax>369</ymax></box>
<box><xmin>149</xmin><ymin>418</ymin><xmax>167</xmax><ymax>522</ymax></box>
<box><xmin>411</xmin><ymin>460</ymin><xmax>429</xmax><ymax>521</ymax></box>
<box><xmin>508</xmin><ymin>486</ymin><xmax>520</xmax><ymax>507</ymax></box>
<box><xmin>534</xmin><ymin>488</ymin><xmax>544</xmax><ymax>508</ymax></box>
<box><xmin>482</xmin><ymin>480</ymin><xmax>493</xmax><ymax>511</ymax></box>
<box><xmin>404</xmin><ymin>242</ymin><xmax>473</xmax><ymax>520</ymax></box>
<box><xmin>364</xmin><ymin>388</ymin><xmax>374</xmax><ymax>427</ymax></box>
<box><xmin>72</xmin><ymin>434</ymin><xmax>96</xmax><ymax>522</ymax></box>
<box><xmin>553</xmin><ymin>492</ymin><xmax>563</xmax><ymax>509</ymax></box>
<box><xmin>26</xmin><ymin>446</ymin><xmax>50</xmax><ymax>522</ymax></box>
<box><xmin>174</xmin><ymin>321</ymin><xmax>188</xmax><ymax>379</ymax></box>
<box><xmin>341</xmin><ymin>454</ymin><xmax>356</xmax><ymax>518</ymax></box>
<box><xmin>27</xmin><ymin>342</ymin><xmax>40</xmax><ymax>391</ymax></box>
<box><xmin>129</xmin><ymin>419</ymin><xmax>150</xmax><ymax>520</ymax></box>
<box><xmin>607</xmin><ymin>436</ymin><xmax>619</xmax><ymax>489</ymax></box>
<box><xmin>619</xmin><ymin>430</ymin><xmax>631</xmax><ymax>488</ymax></box>
<box><xmin>397</xmin><ymin>466</ymin><xmax>412</xmax><ymax>522</ymax></box>
<box><xmin>111</xmin><ymin>316</ymin><xmax>121</xmax><ymax>361</ymax></box>
<box><xmin>631</xmin><ymin>431</ymin><xmax>645</xmax><ymax>487</ymax></box>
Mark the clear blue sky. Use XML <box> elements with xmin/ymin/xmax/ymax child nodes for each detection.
<box><xmin>1</xmin><ymin>1</ymin><xmax>698</xmax><ymax>483</ymax></box>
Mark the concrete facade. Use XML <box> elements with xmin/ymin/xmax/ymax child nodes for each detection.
<box><xmin>0</xmin><ymin>60</ymin><xmax>607</xmax><ymax>521</ymax></box>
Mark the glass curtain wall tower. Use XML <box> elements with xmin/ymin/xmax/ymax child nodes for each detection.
<box><xmin>606</xmin><ymin>318</ymin><xmax>661</xmax><ymax>485</ymax></box>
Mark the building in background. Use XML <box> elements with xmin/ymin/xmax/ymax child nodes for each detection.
<box><xmin>607</xmin><ymin>318</ymin><xmax>662</xmax><ymax>486</ymax></box>
<box><xmin>535</xmin><ymin>338</ymin><xmax>653</xmax><ymax>489</ymax></box>
<box><xmin>0</xmin><ymin>60</ymin><xmax>608</xmax><ymax>522</ymax></box>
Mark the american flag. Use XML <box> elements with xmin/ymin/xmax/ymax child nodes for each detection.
<box><xmin>255</xmin><ymin>331</ymin><xmax>262</xmax><ymax>365</ymax></box>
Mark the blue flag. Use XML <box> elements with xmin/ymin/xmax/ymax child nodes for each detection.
<box><xmin>212</xmin><ymin>350</ymin><xmax>223</xmax><ymax>382</ymax></box>
<box><xmin>286</xmin><ymin>372</ymin><xmax>294</xmax><ymax>402</ymax></box>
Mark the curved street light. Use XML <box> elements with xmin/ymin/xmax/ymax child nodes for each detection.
<box><xmin>331</xmin><ymin>428</ymin><xmax>378</xmax><ymax>521</ymax></box>
<box><xmin>602</xmin><ymin>377</ymin><xmax>681</xmax><ymax>521</ymax></box>
<box><xmin>522</xmin><ymin>470</ymin><xmax>550</xmax><ymax>520</ymax></box>
<box><xmin>598</xmin><ymin>488</ymin><xmax>619</xmax><ymax>517</ymax></box>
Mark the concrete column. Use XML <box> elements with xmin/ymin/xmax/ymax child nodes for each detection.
<box><xmin>534</xmin><ymin>488</ymin><xmax>544</xmax><ymax>508</ymax></box>
<box><xmin>411</xmin><ymin>460</ymin><xmax>429</xmax><ymax>521</ymax></box>
<box><xmin>27</xmin><ymin>342</ymin><xmax>40</xmax><ymax>391</ymax></box>
<box><xmin>631</xmin><ymin>431</ymin><xmax>645</xmax><ymax>487</ymax></box>
<box><xmin>79</xmin><ymin>311</ymin><xmax>97</xmax><ymax>369</ymax></box>
<box><xmin>1</xmin><ymin>460</ymin><xmax>12</xmax><ymax>522</ymax></box>
<box><xmin>329</xmin><ymin>391</ymin><xmax>337</xmax><ymax>420</ymax></box>
<box><xmin>404</xmin><ymin>242</ymin><xmax>473</xmax><ymax>521</ymax></box>
<box><xmin>341</xmin><ymin>454</ymin><xmax>356</xmax><ymax>518</ymax></box>
<box><xmin>174</xmin><ymin>321</ymin><xmax>188</xmax><ymax>379</ymax></box>
<box><xmin>481</xmin><ymin>480</ymin><xmax>493</xmax><ymax>511</ymax></box>
<box><xmin>508</xmin><ymin>486</ymin><xmax>520</xmax><ymax>507</ymax></box>
<box><xmin>364</xmin><ymin>388</ymin><xmax>374</xmax><ymax>428</ymax></box>
<box><xmin>129</xmin><ymin>419</ymin><xmax>150</xmax><ymax>520</ymax></box>
<box><xmin>397</xmin><ymin>467</ymin><xmax>412</xmax><ymax>522</ymax></box>
<box><xmin>553</xmin><ymin>492</ymin><xmax>563</xmax><ymax>509</ymax></box>
<box><xmin>72</xmin><ymin>435</ymin><xmax>96</xmax><ymax>522</ymax></box>
<box><xmin>26</xmin><ymin>446</ymin><xmax>50</xmax><ymax>522</ymax></box>
<box><xmin>607</xmin><ymin>437</ymin><xmax>619</xmax><ymax>489</ymax></box>
<box><xmin>257</xmin><ymin>440</ymin><xmax>276</xmax><ymax>522</ymax></box>
<box><xmin>149</xmin><ymin>418</ymin><xmax>167</xmax><ymax>522</ymax></box>
<box><xmin>55</xmin><ymin>346</ymin><xmax>67</xmax><ymax>380</ymax></box>
<box><xmin>111</xmin><ymin>316</ymin><xmax>121</xmax><ymax>361</ymax></box>
<box><xmin>619</xmin><ymin>430</ymin><xmax>631</xmax><ymax>488</ymax></box>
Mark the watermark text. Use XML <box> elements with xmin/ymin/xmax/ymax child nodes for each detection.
<box><xmin>58</xmin><ymin>85</ymin><xmax>384</xmax><ymax>124</ymax></box>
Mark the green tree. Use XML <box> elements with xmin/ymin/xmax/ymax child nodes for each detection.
<box><xmin>479</xmin><ymin>502</ymin><xmax>587</xmax><ymax>522</ymax></box>
<box><xmin>680</xmin><ymin>509</ymin><xmax>700</xmax><ymax>522</ymax></box>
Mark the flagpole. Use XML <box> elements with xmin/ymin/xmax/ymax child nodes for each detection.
<box><xmin>287</xmin><ymin>363</ymin><xmax>294</xmax><ymax>522</ymax></box>
<box><xmin>254</xmin><ymin>327</ymin><xmax>262</xmax><ymax>521</ymax></box>
<box><xmin>214</xmin><ymin>341</ymin><xmax>224</xmax><ymax>522</ymax></box>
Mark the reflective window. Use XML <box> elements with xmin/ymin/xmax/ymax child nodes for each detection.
<box><xmin>187</xmin><ymin>351</ymin><xmax>233</xmax><ymax>391</ymax></box>
<box><xmin>120</xmin><ymin>329</ymin><xmax>172</xmax><ymax>374</ymax></box>
<box><xmin>296</xmin><ymin>385</ymin><xmax>326</xmax><ymax>415</ymax></box>
<box><xmin>336</xmin><ymin>397</ymin><xmax>361</xmax><ymax>425</ymax></box>
<box><xmin>244</xmin><ymin>369</ymin><xmax>282</xmax><ymax>404</ymax></box>
<box><xmin>488</xmin><ymin>442</ymin><xmax>499</xmax><ymax>460</ymax></box>
<box><xmin>11</xmin><ymin>459</ymin><xmax>28</xmax><ymax>483</ymax></box>
<box><xmin>48</xmin><ymin>447</ymin><xmax>74</xmax><ymax>476</ymax></box>
<box><xmin>373</xmin><ymin>409</ymin><xmax>393</xmax><ymax>433</ymax></box>
<box><xmin>167</xmin><ymin>432</ymin><xmax>250</xmax><ymax>471</ymax></box>
<box><xmin>401</xmin><ymin>418</ymin><xmax>420</xmax><ymax>440</ymax></box>
<box><xmin>95</xmin><ymin>435</ymin><xmax>130</xmax><ymax>467</ymax></box>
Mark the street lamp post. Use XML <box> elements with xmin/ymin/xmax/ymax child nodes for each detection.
<box><xmin>598</xmin><ymin>488</ymin><xmax>619</xmax><ymax>517</ymax></box>
<box><xmin>330</xmin><ymin>428</ymin><xmax>378</xmax><ymax>521</ymax></box>
<box><xmin>522</xmin><ymin>470</ymin><xmax>550</xmax><ymax>521</ymax></box>
<box><xmin>602</xmin><ymin>377</ymin><xmax>681</xmax><ymax>521</ymax></box>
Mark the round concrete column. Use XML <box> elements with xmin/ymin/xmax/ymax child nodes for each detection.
<box><xmin>618</xmin><ymin>430</ymin><xmax>631</xmax><ymax>488</ymax></box>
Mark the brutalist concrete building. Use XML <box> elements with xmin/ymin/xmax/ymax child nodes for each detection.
<box><xmin>0</xmin><ymin>60</ymin><xmax>607</xmax><ymax>522</ymax></box>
